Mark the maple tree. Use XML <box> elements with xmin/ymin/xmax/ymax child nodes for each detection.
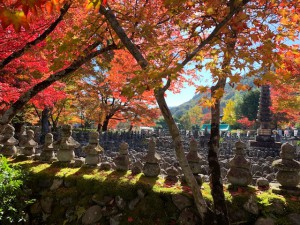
<box><xmin>237</xmin><ymin>117</ymin><xmax>255</xmax><ymax>129</ymax></box>
<box><xmin>73</xmin><ymin>50</ymin><xmax>159</xmax><ymax>131</ymax></box>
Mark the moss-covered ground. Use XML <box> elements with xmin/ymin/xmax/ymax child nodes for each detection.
<box><xmin>9</xmin><ymin>159</ymin><xmax>300</xmax><ymax>225</ymax></box>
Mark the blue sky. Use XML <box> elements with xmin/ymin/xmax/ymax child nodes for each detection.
<box><xmin>165</xmin><ymin>85</ymin><xmax>197</xmax><ymax>107</ymax></box>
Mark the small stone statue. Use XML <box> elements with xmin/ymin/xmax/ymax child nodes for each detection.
<box><xmin>272</xmin><ymin>143</ymin><xmax>300</xmax><ymax>189</ymax></box>
<box><xmin>21</xmin><ymin>129</ymin><xmax>38</xmax><ymax>157</ymax></box>
<box><xmin>226</xmin><ymin>141</ymin><xmax>252</xmax><ymax>186</ymax></box>
<box><xmin>83</xmin><ymin>132</ymin><xmax>103</xmax><ymax>166</ymax></box>
<box><xmin>185</xmin><ymin>137</ymin><xmax>203</xmax><ymax>185</ymax></box>
<box><xmin>55</xmin><ymin>125</ymin><xmax>80</xmax><ymax>162</ymax></box>
<box><xmin>114</xmin><ymin>142</ymin><xmax>130</xmax><ymax>171</ymax></box>
<box><xmin>143</xmin><ymin>138</ymin><xmax>161</xmax><ymax>177</ymax></box>
<box><xmin>0</xmin><ymin>124</ymin><xmax>18</xmax><ymax>157</ymax></box>
<box><xmin>18</xmin><ymin>125</ymin><xmax>27</xmax><ymax>147</ymax></box>
<box><xmin>40</xmin><ymin>133</ymin><xmax>55</xmax><ymax>162</ymax></box>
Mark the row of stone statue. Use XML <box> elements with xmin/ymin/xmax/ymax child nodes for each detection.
<box><xmin>1</xmin><ymin>124</ymin><xmax>299</xmax><ymax>190</ymax></box>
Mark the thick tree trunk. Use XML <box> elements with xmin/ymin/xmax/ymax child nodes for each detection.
<box><xmin>40</xmin><ymin>108</ymin><xmax>50</xmax><ymax>144</ymax></box>
<box><xmin>102</xmin><ymin>118</ymin><xmax>110</xmax><ymax>132</ymax></box>
<box><xmin>155</xmin><ymin>88</ymin><xmax>208</xmax><ymax>221</ymax></box>
<box><xmin>208</xmin><ymin>79</ymin><xmax>229</xmax><ymax>225</ymax></box>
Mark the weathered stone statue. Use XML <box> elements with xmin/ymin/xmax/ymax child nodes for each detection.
<box><xmin>227</xmin><ymin>141</ymin><xmax>252</xmax><ymax>186</ymax></box>
<box><xmin>272</xmin><ymin>143</ymin><xmax>300</xmax><ymax>189</ymax></box>
<box><xmin>185</xmin><ymin>137</ymin><xmax>203</xmax><ymax>185</ymax></box>
<box><xmin>143</xmin><ymin>138</ymin><xmax>161</xmax><ymax>177</ymax></box>
<box><xmin>21</xmin><ymin>129</ymin><xmax>38</xmax><ymax>157</ymax></box>
<box><xmin>40</xmin><ymin>133</ymin><xmax>55</xmax><ymax>162</ymax></box>
<box><xmin>0</xmin><ymin>124</ymin><xmax>18</xmax><ymax>157</ymax></box>
<box><xmin>83</xmin><ymin>132</ymin><xmax>103</xmax><ymax>166</ymax></box>
<box><xmin>18</xmin><ymin>125</ymin><xmax>27</xmax><ymax>147</ymax></box>
<box><xmin>55</xmin><ymin>125</ymin><xmax>80</xmax><ymax>162</ymax></box>
<box><xmin>114</xmin><ymin>142</ymin><xmax>130</xmax><ymax>171</ymax></box>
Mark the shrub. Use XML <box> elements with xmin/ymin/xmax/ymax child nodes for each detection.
<box><xmin>0</xmin><ymin>156</ymin><xmax>34</xmax><ymax>224</ymax></box>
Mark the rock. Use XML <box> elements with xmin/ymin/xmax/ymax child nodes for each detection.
<box><xmin>74</xmin><ymin>158</ymin><xmax>85</xmax><ymax>167</ymax></box>
<box><xmin>65</xmin><ymin>208</ymin><xmax>76</xmax><ymax>222</ymax></box>
<box><xmin>288</xmin><ymin>213</ymin><xmax>300</xmax><ymax>225</ymax></box>
<box><xmin>129</xmin><ymin>197</ymin><xmax>140</xmax><ymax>210</ymax></box>
<box><xmin>256</xmin><ymin>177</ymin><xmax>270</xmax><ymax>189</ymax></box>
<box><xmin>243</xmin><ymin>195</ymin><xmax>259</xmax><ymax>215</ymax></box>
<box><xmin>110</xmin><ymin>213</ymin><xmax>122</xmax><ymax>225</ymax></box>
<box><xmin>177</xmin><ymin>207</ymin><xmax>200</xmax><ymax>225</ymax></box>
<box><xmin>172</xmin><ymin>194</ymin><xmax>193</xmax><ymax>211</ymax></box>
<box><xmin>269</xmin><ymin>199</ymin><xmax>286</xmax><ymax>215</ymax></box>
<box><xmin>38</xmin><ymin>178</ymin><xmax>52</xmax><ymax>188</ymax></box>
<box><xmin>131</xmin><ymin>161</ymin><xmax>143</xmax><ymax>175</ymax></box>
<box><xmin>255</xmin><ymin>217</ymin><xmax>275</xmax><ymax>225</ymax></box>
<box><xmin>101</xmin><ymin>206</ymin><xmax>118</xmax><ymax>217</ymax></box>
<box><xmin>137</xmin><ymin>189</ymin><xmax>145</xmax><ymax>199</ymax></box>
<box><xmin>50</xmin><ymin>178</ymin><xmax>63</xmax><ymax>190</ymax></box>
<box><xmin>30</xmin><ymin>202</ymin><xmax>42</xmax><ymax>214</ymax></box>
<box><xmin>82</xmin><ymin>205</ymin><xmax>102</xmax><ymax>225</ymax></box>
<box><xmin>40</xmin><ymin>196</ymin><xmax>53</xmax><ymax>214</ymax></box>
<box><xmin>115</xmin><ymin>196</ymin><xmax>126</xmax><ymax>210</ymax></box>
<box><xmin>100</xmin><ymin>162</ymin><xmax>112</xmax><ymax>171</ymax></box>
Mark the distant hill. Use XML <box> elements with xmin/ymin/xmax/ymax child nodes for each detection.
<box><xmin>170</xmin><ymin>78</ymin><xmax>255</xmax><ymax>118</ymax></box>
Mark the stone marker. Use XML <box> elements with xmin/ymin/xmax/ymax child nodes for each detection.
<box><xmin>21</xmin><ymin>129</ymin><xmax>38</xmax><ymax>157</ymax></box>
<box><xmin>143</xmin><ymin>138</ymin><xmax>161</xmax><ymax>177</ymax></box>
<box><xmin>83</xmin><ymin>132</ymin><xmax>103</xmax><ymax>166</ymax></box>
<box><xmin>56</xmin><ymin>125</ymin><xmax>80</xmax><ymax>162</ymax></box>
<box><xmin>0</xmin><ymin>124</ymin><xmax>18</xmax><ymax>157</ymax></box>
<box><xmin>272</xmin><ymin>143</ymin><xmax>300</xmax><ymax>189</ymax></box>
<box><xmin>227</xmin><ymin>141</ymin><xmax>252</xmax><ymax>186</ymax></box>
<box><xmin>114</xmin><ymin>142</ymin><xmax>130</xmax><ymax>171</ymax></box>
<box><xmin>40</xmin><ymin>133</ymin><xmax>55</xmax><ymax>162</ymax></box>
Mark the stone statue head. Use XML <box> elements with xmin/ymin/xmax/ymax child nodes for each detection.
<box><xmin>45</xmin><ymin>133</ymin><xmax>53</xmax><ymax>144</ymax></box>
<box><xmin>27</xmin><ymin>129</ymin><xmax>34</xmax><ymax>139</ymax></box>
<box><xmin>280</xmin><ymin>142</ymin><xmax>296</xmax><ymax>160</ymax></box>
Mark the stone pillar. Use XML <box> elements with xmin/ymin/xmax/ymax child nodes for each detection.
<box><xmin>226</xmin><ymin>141</ymin><xmax>252</xmax><ymax>187</ymax></box>
<box><xmin>186</xmin><ymin>137</ymin><xmax>203</xmax><ymax>185</ymax></box>
<box><xmin>0</xmin><ymin>124</ymin><xmax>18</xmax><ymax>157</ymax></box>
<box><xmin>272</xmin><ymin>143</ymin><xmax>300</xmax><ymax>190</ymax></box>
<box><xmin>21</xmin><ymin>129</ymin><xmax>38</xmax><ymax>157</ymax></box>
<box><xmin>83</xmin><ymin>132</ymin><xmax>103</xmax><ymax>166</ymax></box>
<box><xmin>114</xmin><ymin>142</ymin><xmax>130</xmax><ymax>171</ymax></box>
<box><xmin>40</xmin><ymin>133</ymin><xmax>55</xmax><ymax>162</ymax></box>
<box><xmin>56</xmin><ymin>125</ymin><xmax>80</xmax><ymax>162</ymax></box>
<box><xmin>143</xmin><ymin>138</ymin><xmax>161</xmax><ymax>177</ymax></box>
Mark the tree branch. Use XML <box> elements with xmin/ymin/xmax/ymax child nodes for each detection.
<box><xmin>0</xmin><ymin>2</ymin><xmax>72</xmax><ymax>70</ymax></box>
<box><xmin>0</xmin><ymin>43</ymin><xmax>118</xmax><ymax>125</ymax></box>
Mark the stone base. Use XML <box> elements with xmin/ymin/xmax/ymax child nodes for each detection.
<box><xmin>15</xmin><ymin>154</ymin><xmax>35</xmax><ymax>161</ymax></box>
<box><xmin>272</xmin><ymin>187</ymin><xmax>300</xmax><ymax>196</ymax></box>
<box><xmin>249</xmin><ymin>139</ymin><xmax>281</xmax><ymax>148</ymax></box>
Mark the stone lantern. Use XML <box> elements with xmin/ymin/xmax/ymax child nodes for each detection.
<box><xmin>227</xmin><ymin>141</ymin><xmax>252</xmax><ymax>186</ymax></box>
<box><xmin>21</xmin><ymin>129</ymin><xmax>38</xmax><ymax>157</ymax></box>
<box><xmin>55</xmin><ymin>125</ymin><xmax>80</xmax><ymax>162</ymax></box>
<box><xmin>83</xmin><ymin>132</ymin><xmax>103</xmax><ymax>166</ymax></box>
<box><xmin>40</xmin><ymin>133</ymin><xmax>55</xmax><ymax>162</ymax></box>
<box><xmin>186</xmin><ymin>137</ymin><xmax>203</xmax><ymax>185</ymax></box>
<box><xmin>272</xmin><ymin>143</ymin><xmax>300</xmax><ymax>189</ymax></box>
<box><xmin>114</xmin><ymin>142</ymin><xmax>130</xmax><ymax>171</ymax></box>
<box><xmin>0</xmin><ymin>124</ymin><xmax>18</xmax><ymax>157</ymax></box>
<box><xmin>143</xmin><ymin>138</ymin><xmax>161</xmax><ymax>177</ymax></box>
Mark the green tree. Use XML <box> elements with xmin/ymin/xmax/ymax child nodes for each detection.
<box><xmin>236</xmin><ymin>89</ymin><xmax>260</xmax><ymax>121</ymax></box>
<box><xmin>222</xmin><ymin>100</ymin><xmax>237</xmax><ymax>125</ymax></box>
<box><xmin>179</xmin><ymin>112</ymin><xmax>192</xmax><ymax>130</ymax></box>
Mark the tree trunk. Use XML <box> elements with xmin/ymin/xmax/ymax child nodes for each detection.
<box><xmin>39</xmin><ymin>108</ymin><xmax>50</xmax><ymax>144</ymax></box>
<box><xmin>102</xmin><ymin>117</ymin><xmax>110</xmax><ymax>132</ymax></box>
<box><xmin>208</xmin><ymin>79</ymin><xmax>229</xmax><ymax>225</ymax></box>
<box><xmin>155</xmin><ymin>88</ymin><xmax>208</xmax><ymax>221</ymax></box>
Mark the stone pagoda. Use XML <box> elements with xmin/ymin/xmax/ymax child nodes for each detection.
<box><xmin>250</xmin><ymin>85</ymin><xmax>281</xmax><ymax>150</ymax></box>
